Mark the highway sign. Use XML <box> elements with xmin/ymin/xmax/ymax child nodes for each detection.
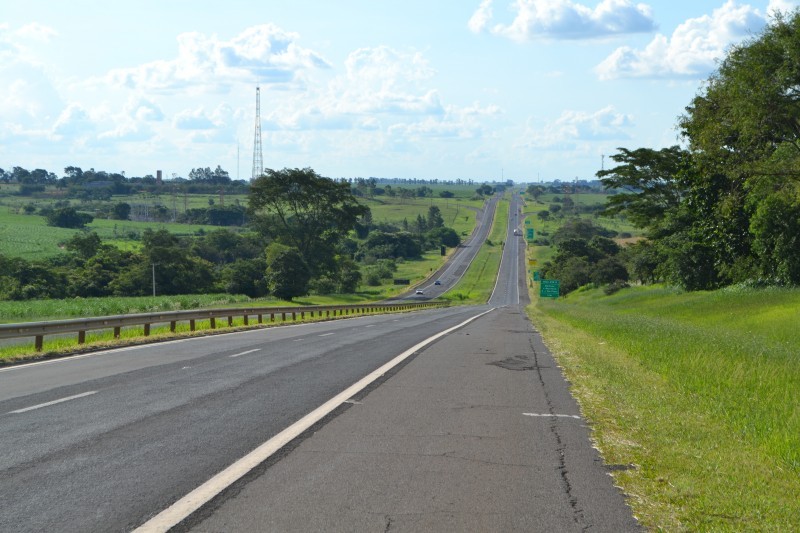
<box><xmin>540</xmin><ymin>279</ymin><xmax>560</xmax><ymax>298</ymax></box>
<box><xmin>533</xmin><ymin>271</ymin><xmax>541</xmax><ymax>281</ymax></box>
<box><xmin>526</xmin><ymin>228</ymin><xmax>534</xmax><ymax>240</ymax></box>
<box><xmin>528</xmin><ymin>259</ymin><xmax>538</xmax><ymax>266</ymax></box>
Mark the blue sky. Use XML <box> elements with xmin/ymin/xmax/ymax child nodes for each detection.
<box><xmin>1</xmin><ymin>0</ymin><xmax>796</xmax><ymax>182</ymax></box>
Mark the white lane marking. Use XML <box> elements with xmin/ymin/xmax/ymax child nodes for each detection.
<box><xmin>10</xmin><ymin>391</ymin><xmax>98</xmax><ymax>414</ymax></box>
<box><xmin>293</xmin><ymin>338</ymin><xmax>304</xmax><ymax>342</ymax></box>
<box><xmin>318</xmin><ymin>333</ymin><xmax>335</xmax><ymax>337</ymax></box>
<box><xmin>364</xmin><ymin>325</ymin><xmax>375</xmax><ymax>328</ymax></box>
<box><xmin>229</xmin><ymin>349</ymin><xmax>260</xmax><ymax>358</ymax></box>
<box><xmin>523</xmin><ymin>413</ymin><xmax>580</xmax><ymax>419</ymax></box>
<box><xmin>133</xmin><ymin>307</ymin><xmax>496</xmax><ymax>533</ymax></box>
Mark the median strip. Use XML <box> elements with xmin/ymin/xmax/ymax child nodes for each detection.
<box><xmin>10</xmin><ymin>391</ymin><xmax>98</xmax><ymax>414</ymax></box>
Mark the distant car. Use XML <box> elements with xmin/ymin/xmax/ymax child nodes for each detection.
<box><xmin>434</xmin><ymin>280</ymin><xmax>442</xmax><ymax>285</ymax></box>
<box><xmin>415</xmin><ymin>289</ymin><xmax>424</xmax><ymax>295</ymax></box>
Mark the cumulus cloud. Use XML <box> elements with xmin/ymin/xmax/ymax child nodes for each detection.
<box><xmin>52</xmin><ymin>103</ymin><xmax>93</xmax><ymax>137</ymax></box>
<box><xmin>469</xmin><ymin>0</ymin><xmax>656</xmax><ymax>40</ymax></box>
<box><xmin>126</xmin><ymin>98</ymin><xmax>164</xmax><ymax>122</ymax></box>
<box><xmin>768</xmin><ymin>0</ymin><xmax>798</xmax><ymax>14</ymax></box>
<box><xmin>15</xmin><ymin>23</ymin><xmax>58</xmax><ymax>43</ymax></box>
<box><xmin>106</xmin><ymin>24</ymin><xmax>331</xmax><ymax>93</ymax></box>
<box><xmin>595</xmin><ymin>0</ymin><xmax>789</xmax><ymax>80</ymax></box>
<box><xmin>520</xmin><ymin>105</ymin><xmax>633</xmax><ymax>148</ymax></box>
<box><xmin>174</xmin><ymin>108</ymin><xmax>215</xmax><ymax>130</ymax></box>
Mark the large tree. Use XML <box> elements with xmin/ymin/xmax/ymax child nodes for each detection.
<box><xmin>597</xmin><ymin>146</ymin><xmax>690</xmax><ymax>229</ymax></box>
<box><xmin>248</xmin><ymin>168</ymin><xmax>369</xmax><ymax>275</ymax></box>
<box><xmin>678</xmin><ymin>10</ymin><xmax>800</xmax><ymax>285</ymax></box>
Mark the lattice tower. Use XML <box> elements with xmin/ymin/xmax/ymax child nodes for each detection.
<box><xmin>251</xmin><ymin>86</ymin><xmax>263</xmax><ymax>181</ymax></box>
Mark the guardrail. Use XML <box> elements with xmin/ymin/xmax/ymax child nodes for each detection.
<box><xmin>0</xmin><ymin>301</ymin><xmax>449</xmax><ymax>352</ymax></box>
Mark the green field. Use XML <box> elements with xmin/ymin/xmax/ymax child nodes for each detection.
<box><xmin>529</xmin><ymin>285</ymin><xmax>800</xmax><ymax>530</ymax></box>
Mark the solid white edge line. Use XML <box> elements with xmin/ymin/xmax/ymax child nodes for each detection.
<box><xmin>133</xmin><ymin>307</ymin><xmax>496</xmax><ymax>533</ymax></box>
<box><xmin>10</xmin><ymin>390</ymin><xmax>97</xmax><ymax>414</ymax></box>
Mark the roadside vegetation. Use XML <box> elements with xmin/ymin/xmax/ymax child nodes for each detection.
<box><xmin>528</xmin><ymin>285</ymin><xmax>800</xmax><ymax>530</ymax></box>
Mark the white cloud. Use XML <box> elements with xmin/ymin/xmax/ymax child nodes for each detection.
<box><xmin>15</xmin><ymin>23</ymin><xmax>58</xmax><ymax>43</ymax></box>
<box><xmin>106</xmin><ymin>24</ymin><xmax>331</xmax><ymax>93</ymax></box>
<box><xmin>469</xmin><ymin>0</ymin><xmax>494</xmax><ymax>33</ymax></box>
<box><xmin>174</xmin><ymin>108</ymin><xmax>215</xmax><ymax>130</ymax></box>
<box><xmin>520</xmin><ymin>105</ymin><xmax>634</xmax><ymax>148</ymax></box>
<box><xmin>52</xmin><ymin>103</ymin><xmax>93</xmax><ymax>137</ymax></box>
<box><xmin>469</xmin><ymin>0</ymin><xmax>656</xmax><ymax>41</ymax></box>
<box><xmin>596</xmin><ymin>1</ymin><xmax>780</xmax><ymax>80</ymax></box>
<box><xmin>768</xmin><ymin>0</ymin><xmax>798</xmax><ymax>14</ymax></box>
<box><xmin>126</xmin><ymin>98</ymin><xmax>164</xmax><ymax>122</ymax></box>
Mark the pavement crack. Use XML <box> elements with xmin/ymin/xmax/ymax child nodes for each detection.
<box><xmin>384</xmin><ymin>514</ymin><xmax>394</xmax><ymax>532</ymax></box>
<box><xmin>529</xmin><ymin>336</ymin><xmax>589</xmax><ymax>530</ymax></box>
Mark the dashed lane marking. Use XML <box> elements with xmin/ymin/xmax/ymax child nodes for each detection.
<box><xmin>229</xmin><ymin>349</ymin><xmax>260</xmax><ymax>358</ymax></box>
<box><xmin>10</xmin><ymin>391</ymin><xmax>98</xmax><ymax>414</ymax></box>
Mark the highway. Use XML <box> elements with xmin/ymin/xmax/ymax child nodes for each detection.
<box><xmin>0</xmin><ymin>192</ymin><xmax>639</xmax><ymax>532</ymax></box>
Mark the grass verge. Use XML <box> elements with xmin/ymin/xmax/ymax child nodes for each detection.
<box><xmin>528</xmin><ymin>284</ymin><xmax>800</xmax><ymax>531</ymax></box>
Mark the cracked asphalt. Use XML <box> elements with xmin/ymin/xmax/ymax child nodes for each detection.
<box><xmin>187</xmin><ymin>306</ymin><xmax>640</xmax><ymax>532</ymax></box>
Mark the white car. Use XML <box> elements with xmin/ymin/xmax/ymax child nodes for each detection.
<box><xmin>415</xmin><ymin>289</ymin><xmax>424</xmax><ymax>295</ymax></box>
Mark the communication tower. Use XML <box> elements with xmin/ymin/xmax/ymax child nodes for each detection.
<box><xmin>251</xmin><ymin>86</ymin><xmax>263</xmax><ymax>181</ymax></box>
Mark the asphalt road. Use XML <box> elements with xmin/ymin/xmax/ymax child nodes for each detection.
<box><xmin>0</xmin><ymin>306</ymin><xmax>490</xmax><ymax>533</ymax></box>
<box><xmin>0</xmin><ymin>192</ymin><xmax>639</xmax><ymax>532</ymax></box>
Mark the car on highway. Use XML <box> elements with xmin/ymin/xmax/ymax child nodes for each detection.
<box><xmin>434</xmin><ymin>280</ymin><xmax>442</xmax><ymax>285</ymax></box>
<box><xmin>415</xmin><ymin>289</ymin><xmax>424</xmax><ymax>295</ymax></box>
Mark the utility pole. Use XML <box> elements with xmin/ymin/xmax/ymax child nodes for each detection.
<box><xmin>151</xmin><ymin>264</ymin><xmax>157</xmax><ymax>297</ymax></box>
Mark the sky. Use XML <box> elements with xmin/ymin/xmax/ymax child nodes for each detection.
<box><xmin>1</xmin><ymin>0</ymin><xmax>797</xmax><ymax>183</ymax></box>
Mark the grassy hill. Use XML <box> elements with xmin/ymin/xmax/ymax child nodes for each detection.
<box><xmin>529</xmin><ymin>284</ymin><xmax>800</xmax><ymax>530</ymax></box>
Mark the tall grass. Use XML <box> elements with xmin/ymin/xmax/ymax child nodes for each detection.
<box><xmin>530</xmin><ymin>284</ymin><xmax>800</xmax><ymax>530</ymax></box>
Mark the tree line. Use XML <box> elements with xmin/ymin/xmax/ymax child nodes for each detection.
<box><xmin>544</xmin><ymin>12</ymin><xmax>800</xmax><ymax>294</ymax></box>
<box><xmin>0</xmin><ymin>168</ymin><xmax>461</xmax><ymax>302</ymax></box>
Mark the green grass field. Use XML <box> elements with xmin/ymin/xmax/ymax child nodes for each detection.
<box><xmin>529</xmin><ymin>285</ymin><xmax>800</xmax><ymax>531</ymax></box>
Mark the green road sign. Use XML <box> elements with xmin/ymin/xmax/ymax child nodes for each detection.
<box><xmin>540</xmin><ymin>279</ymin><xmax>560</xmax><ymax>298</ymax></box>
<box><xmin>526</xmin><ymin>228</ymin><xmax>534</xmax><ymax>240</ymax></box>
<box><xmin>525</xmin><ymin>219</ymin><xmax>531</xmax><ymax>225</ymax></box>
<box><xmin>533</xmin><ymin>271</ymin><xmax>541</xmax><ymax>281</ymax></box>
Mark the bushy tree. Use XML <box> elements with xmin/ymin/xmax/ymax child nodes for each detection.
<box><xmin>45</xmin><ymin>207</ymin><xmax>93</xmax><ymax>229</ymax></box>
<box><xmin>249</xmin><ymin>167</ymin><xmax>368</xmax><ymax>276</ymax></box>
<box><xmin>265</xmin><ymin>243</ymin><xmax>310</xmax><ymax>300</ymax></box>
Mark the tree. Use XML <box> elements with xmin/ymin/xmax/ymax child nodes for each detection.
<box><xmin>112</xmin><ymin>202</ymin><xmax>131</xmax><ymax>220</ymax></box>
<box><xmin>427</xmin><ymin>205</ymin><xmax>445</xmax><ymax>228</ymax></box>
<box><xmin>65</xmin><ymin>232</ymin><xmax>101</xmax><ymax>259</ymax></box>
<box><xmin>597</xmin><ymin>146</ymin><xmax>690</xmax><ymax>228</ymax></box>
<box><xmin>249</xmin><ymin>168</ymin><xmax>369</xmax><ymax>276</ymax></box>
<box><xmin>265</xmin><ymin>243</ymin><xmax>310</xmax><ymax>300</ymax></box>
<box><xmin>527</xmin><ymin>184</ymin><xmax>545</xmax><ymax>201</ymax></box>
<box><xmin>426</xmin><ymin>226</ymin><xmax>460</xmax><ymax>248</ymax></box>
<box><xmin>674</xmin><ymin>11</ymin><xmax>800</xmax><ymax>286</ymax></box>
<box><xmin>45</xmin><ymin>207</ymin><xmax>93</xmax><ymax>229</ymax></box>
<box><xmin>537</xmin><ymin>210</ymin><xmax>550</xmax><ymax>222</ymax></box>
